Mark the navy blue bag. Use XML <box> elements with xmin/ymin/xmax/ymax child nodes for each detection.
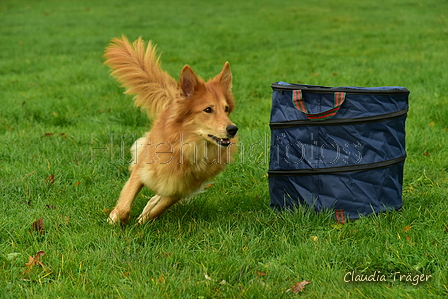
<box><xmin>268</xmin><ymin>82</ymin><xmax>409</xmax><ymax>221</ymax></box>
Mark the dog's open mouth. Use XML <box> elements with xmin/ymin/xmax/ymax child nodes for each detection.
<box><xmin>208</xmin><ymin>135</ymin><xmax>232</xmax><ymax>147</ymax></box>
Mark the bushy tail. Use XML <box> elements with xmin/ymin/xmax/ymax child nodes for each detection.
<box><xmin>104</xmin><ymin>36</ymin><xmax>178</xmax><ymax>119</ymax></box>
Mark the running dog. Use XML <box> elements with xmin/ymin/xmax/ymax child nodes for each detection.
<box><xmin>104</xmin><ymin>36</ymin><xmax>238</xmax><ymax>224</ymax></box>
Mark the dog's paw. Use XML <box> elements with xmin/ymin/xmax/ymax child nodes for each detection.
<box><xmin>108</xmin><ymin>208</ymin><xmax>128</xmax><ymax>225</ymax></box>
<box><xmin>107</xmin><ymin>210</ymin><xmax>119</xmax><ymax>225</ymax></box>
<box><xmin>136</xmin><ymin>213</ymin><xmax>149</xmax><ymax>225</ymax></box>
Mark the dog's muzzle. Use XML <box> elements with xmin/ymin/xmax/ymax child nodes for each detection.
<box><xmin>207</xmin><ymin>125</ymin><xmax>238</xmax><ymax>148</ymax></box>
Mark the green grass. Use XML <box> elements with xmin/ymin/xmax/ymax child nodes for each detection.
<box><xmin>1</xmin><ymin>0</ymin><xmax>447</xmax><ymax>297</ymax></box>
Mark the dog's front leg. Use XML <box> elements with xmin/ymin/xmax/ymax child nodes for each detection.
<box><xmin>108</xmin><ymin>168</ymin><xmax>144</xmax><ymax>225</ymax></box>
<box><xmin>137</xmin><ymin>195</ymin><xmax>179</xmax><ymax>225</ymax></box>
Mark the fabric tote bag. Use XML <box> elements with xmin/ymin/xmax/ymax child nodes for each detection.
<box><xmin>268</xmin><ymin>82</ymin><xmax>409</xmax><ymax>221</ymax></box>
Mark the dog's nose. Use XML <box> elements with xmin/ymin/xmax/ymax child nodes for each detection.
<box><xmin>226</xmin><ymin>125</ymin><xmax>238</xmax><ymax>137</ymax></box>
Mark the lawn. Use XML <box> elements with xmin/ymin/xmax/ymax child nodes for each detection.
<box><xmin>1</xmin><ymin>0</ymin><xmax>447</xmax><ymax>298</ymax></box>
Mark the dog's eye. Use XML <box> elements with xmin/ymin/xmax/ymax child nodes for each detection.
<box><xmin>203</xmin><ymin>107</ymin><xmax>213</xmax><ymax>113</ymax></box>
<box><xmin>224</xmin><ymin>106</ymin><xmax>230</xmax><ymax>113</ymax></box>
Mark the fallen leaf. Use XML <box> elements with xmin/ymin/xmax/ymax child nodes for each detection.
<box><xmin>204</xmin><ymin>273</ymin><xmax>212</xmax><ymax>280</ymax></box>
<box><xmin>75</xmin><ymin>181</ymin><xmax>81</xmax><ymax>186</ymax></box>
<box><xmin>44</xmin><ymin>133</ymin><xmax>54</xmax><ymax>137</ymax></box>
<box><xmin>24</xmin><ymin>250</ymin><xmax>47</xmax><ymax>273</ymax></box>
<box><xmin>256</xmin><ymin>270</ymin><xmax>267</xmax><ymax>277</ymax></box>
<box><xmin>423</xmin><ymin>152</ymin><xmax>430</xmax><ymax>156</ymax></box>
<box><xmin>25</xmin><ymin>256</ymin><xmax>35</xmax><ymax>269</ymax></box>
<box><xmin>286</xmin><ymin>280</ymin><xmax>311</xmax><ymax>294</ymax></box>
<box><xmin>46</xmin><ymin>175</ymin><xmax>55</xmax><ymax>185</ymax></box>
<box><xmin>406</xmin><ymin>236</ymin><xmax>416</xmax><ymax>245</ymax></box>
<box><xmin>404</xmin><ymin>225</ymin><xmax>412</xmax><ymax>232</ymax></box>
<box><xmin>31</xmin><ymin>218</ymin><xmax>44</xmax><ymax>235</ymax></box>
<box><xmin>311</xmin><ymin>236</ymin><xmax>318</xmax><ymax>242</ymax></box>
<box><xmin>46</xmin><ymin>204</ymin><xmax>56</xmax><ymax>209</ymax></box>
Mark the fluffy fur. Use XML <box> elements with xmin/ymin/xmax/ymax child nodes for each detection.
<box><xmin>104</xmin><ymin>36</ymin><xmax>238</xmax><ymax>224</ymax></box>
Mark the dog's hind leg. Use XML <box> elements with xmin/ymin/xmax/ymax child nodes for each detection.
<box><xmin>108</xmin><ymin>168</ymin><xmax>144</xmax><ymax>225</ymax></box>
<box><xmin>137</xmin><ymin>195</ymin><xmax>179</xmax><ymax>225</ymax></box>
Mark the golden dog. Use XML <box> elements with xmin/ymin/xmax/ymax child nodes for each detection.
<box><xmin>104</xmin><ymin>36</ymin><xmax>238</xmax><ymax>224</ymax></box>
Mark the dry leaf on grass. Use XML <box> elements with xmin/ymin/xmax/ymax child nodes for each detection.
<box><xmin>256</xmin><ymin>270</ymin><xmax>267</xmax><ymax>277</ymax></box>
<box><xmin>406</xmin><ymin>236</ymin><xmax>416</xmax><ymax>245</ymax></box>
<box><xmin>204</xmin><ymin>273</ymin><xmax>212</xmax><ymax>280</ymax></box>
<box><xmin>24</xmin><ymin>250</ymin><xmax>49</xmax><ymax>273</ymax></box>
<box><xmin>31</xmin><ymin>218</ymin><xmax>44</xmax><ymax>235</ymax></box>
<box><xmin>404</xmin><ymin>225</ymin><xmax>412</xmax><ymax>232</ymax></box>
<box><xmin>286</xmin><ymin>280</ymin><xmax>311</xmax><ymax>294</ymax></box>
<box><xmin>46</xmin><ymin>174</ymin><xmax>55</xmax><ymax>185</ymax></box>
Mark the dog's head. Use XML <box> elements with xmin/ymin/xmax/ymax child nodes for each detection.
<box><xmin>175</xmin><ymin>62</ymin><xmax>238</xmax><ymax>148</ymax></box>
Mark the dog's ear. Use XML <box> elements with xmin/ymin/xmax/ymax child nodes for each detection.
<box><xmin>215</xmin><ymin>62</ymin><xmax>232</xmax><ymax>90</ymax></box>
<box><xmin>179</xmin><ymin>65</ymin><xmax>200</xmax><ymax>98</ymax></box>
